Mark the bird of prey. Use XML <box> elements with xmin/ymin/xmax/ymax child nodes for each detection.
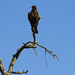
<box><xmin>28</xmin><ymin>5</ymin><xmax>41</xmax><ymax>34</ymax></box>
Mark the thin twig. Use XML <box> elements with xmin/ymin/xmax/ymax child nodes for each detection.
<box><xmin>33</xmin><ymin>48</ymin><xmax>38</xmax><ymax>57</ymax></box>
<box><xmin>23</xmin><ymin>41</ymin><xmax>59</xmax><ymax>61</ymax></box>
<box><xmin>11</xmin><ymin>70</ymin><xmax>28</xmax><ymax>74</ymax></box>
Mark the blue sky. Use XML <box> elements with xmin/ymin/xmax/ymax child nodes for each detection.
<box><xmin>0</xmin><ymin>0</ymin><xmax>75</xmax><ymax>75</ymax></box>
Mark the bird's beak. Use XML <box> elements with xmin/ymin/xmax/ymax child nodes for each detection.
<box><xmin>31</xmin><ymin>7</ymin><xmax>32</xmax><ymax>8</ymax></box>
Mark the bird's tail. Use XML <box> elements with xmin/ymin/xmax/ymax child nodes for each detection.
<box><xmin>31</xmin><ymin>26</ymin><xmax>38</xmax><ymax>34</ymax></box>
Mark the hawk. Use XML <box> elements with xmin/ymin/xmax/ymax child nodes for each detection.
<box><xmin>28</xmin><ymin>5</ymin><xmax>41</xmax><ymax>34</ymax></box>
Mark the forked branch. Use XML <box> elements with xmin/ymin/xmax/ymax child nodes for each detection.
<box><xmin>0</xmin><ymin>25</ymin><xmax>59</xmax><ymax>75</ymax></box>
<box><xmin>23</xmin><ymin>41</ymin><xmax>59</xmax><ymax>61</ymax></box>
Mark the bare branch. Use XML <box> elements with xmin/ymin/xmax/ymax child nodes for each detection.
<box><xmin>45</xmin><ymin>54</ymin><xmax>48</xmax><ymax>68</ymax></box>
<box><xmin>0</xmin><ymin>29</ymin><xmax>59</xmax><ymax>75</ymax></box>
<box><xmin>0</xmin><ymin>58</ymin><xmax>10</xmax><ymax>75</ymax></box>
<box><xmin>8</xmin><ymin>46</ymin><xmax>25</xmax><ymax>73</ymax></box>
<box><xmin>36</xmin><ymin>43</ymin><xmax>59</xmax><ymax>61</ymax></box>
<box><xmin>33</xmin><ymin>48</ymin><xmax>38</xmax><ymax>57</ymax></box>
<box><xmin>11</xmin><ymin>70</ymin><xmax>28</xmax><ymax>74</ymax></box>
<box><xmin>23</xmin><ymin>41</ymin><xmax>59</xmax><ymax>61</ymax></box>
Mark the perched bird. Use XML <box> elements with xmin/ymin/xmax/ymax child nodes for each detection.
<box><xmin>28</xmin><ymin>5</ymin><xmax>41</xmax><ymax>34</ymax></box>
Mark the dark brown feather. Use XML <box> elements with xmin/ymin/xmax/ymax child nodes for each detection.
<box><xmin>28</xmin><ymin>5</ymin><xmax>39</xmax><ymax>34</ymax></box>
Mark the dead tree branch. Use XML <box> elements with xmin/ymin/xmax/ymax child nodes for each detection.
<box><xmin>0</xmin><ymin>58</ymin><xmax>9</xmax><ymax>75</ymax></box>
<box><xmin>23</xmin><ymin>41</ymin><xmax>59</xmax><ymax>61</ymax></box>
<box><xmin>0</xmin><ymin>20</ymin><xmax>59</xmax><ymax>74</ymax></box>
<box><xmin>11</xmin><ymin>70</ymin><xmax>28</xmax><ymax>74</ymax></box>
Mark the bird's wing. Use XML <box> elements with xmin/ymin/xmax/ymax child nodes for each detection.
<box><xmin>28</xmin><ymin>12</ymin><xmax>31</xmax><ymax>21</ymax></box>
<box><xmin>35</xmin><ymin>12</ymin><xmax>39</xmax><ymax>21</ymax></box>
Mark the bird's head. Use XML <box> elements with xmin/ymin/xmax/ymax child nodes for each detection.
<box><xmin>31</xmin><ymin>5</ymin><xmax>37</xmax><ymax>11</ymax></box>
